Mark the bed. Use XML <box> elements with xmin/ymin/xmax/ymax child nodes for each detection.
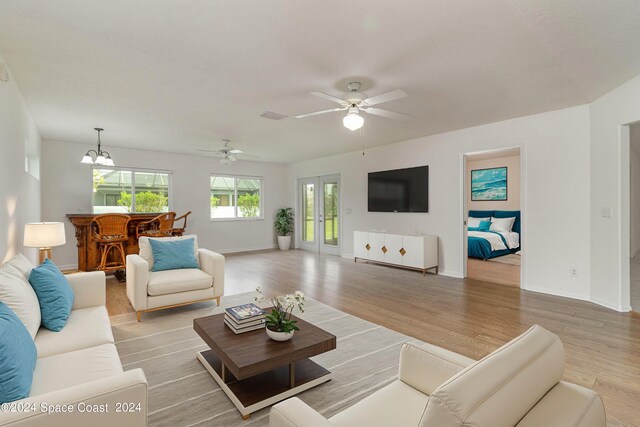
<box><xmin>467</xmin><ymin>210</ymin><xmax>521</xmax><ymax>260</ymax></box>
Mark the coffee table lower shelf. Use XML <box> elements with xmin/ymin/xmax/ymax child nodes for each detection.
<box><xmin>197</xmin><ymin>350</ymin><xmax>332</xmax><ymax>419</ymax></box>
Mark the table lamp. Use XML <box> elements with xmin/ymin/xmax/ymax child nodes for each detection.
<box><xmin>24</xmin><ymin>222</ymin><xmax>66</xmax><ymax>264</ymax></box>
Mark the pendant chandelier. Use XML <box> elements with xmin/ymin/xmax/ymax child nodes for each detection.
<box><xmin>81</xmin><ymin>128</ymin><xmax>114</xmax><ymax>166</ymax></box>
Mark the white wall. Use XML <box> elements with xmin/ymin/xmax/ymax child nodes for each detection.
<box><xmin>41</xmin><ymin>140</ymin><xmax>287</xmax><ymax>269</ymax></box>
<box><xmin>630</xmin><ymin>125</ymin><xmax>640</xmax><ymax>258</ymax></box>
<box><xmin>287</xmin><ymin>105</ymin><xmax>591</xmax><ymax>302</ymax></box>
<box><xmin>0</xmin><ymin>58</ymin><xmax>41</xmax><ymax>264</ymax></box>
<box><xmin>589</xmin><ymin>74</ymin><xmax>640</xmax><ymax>311</ymax></box>
<box><xmin>467</xmin><ymin>154</ymin><xmax>520</xmax><ymax>211</ymax></box>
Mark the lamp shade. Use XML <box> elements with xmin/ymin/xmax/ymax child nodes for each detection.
<box><xmin>23</xmin><ymin>222</ymin><xmax>66</xmax><ymax>248</ymax></box>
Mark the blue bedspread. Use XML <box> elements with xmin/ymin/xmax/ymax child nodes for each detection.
<box><xmin>468</xmin><ymin>231</ymin><xmax>514</xmax><ymax>260</ymax></box>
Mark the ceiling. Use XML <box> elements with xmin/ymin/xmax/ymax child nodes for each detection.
<box><xmin>1</xmin><ymin>1</ymin><xmax>640</xmax><ymax>164</ymax></box>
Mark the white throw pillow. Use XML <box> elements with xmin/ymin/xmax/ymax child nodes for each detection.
<box><xmin>490</xmin><ymin>217</ymin><xmax>516</xmax><ymax>233</ymax></box>
<box><xmin>138</xmin><ymin>234</ymin><xmax>199</xmax><ymax>271</ymax></box>
<box><xmin>4</xmin><ymin>253</ymin><xmax>34</xmax><ymax>280</ymax></box>
<box><xmin>0</xmin><ymin>261</ymin><xmax>41</xmax><ymax>339</ymax></box>
<box><xmin>468</xmin><ymin>217</ymin><xmax>490</xmax><ymax>228</ymax></box>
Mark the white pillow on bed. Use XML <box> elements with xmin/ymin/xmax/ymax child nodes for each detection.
<box><xmin>468</xmin><ymin>217</ymin><xmax>490</xmax><ymax>228</ymax></box>
<box><xmin>490</xmin><ymin>217</ymin><xmax>516</xmax><ymax>232</ymax></box>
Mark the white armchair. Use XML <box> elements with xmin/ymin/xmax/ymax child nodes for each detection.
<box><xmin>126</xmin><ymin>235</ymin><xmax>224</xmax><ymax>321</ymax></box>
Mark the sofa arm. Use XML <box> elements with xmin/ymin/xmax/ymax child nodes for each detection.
<box><xmin>270</xmin><ymin>398</ymin><xmax>334</xmax><ymax>427</ymax></box>
<box><xmin>0</xmin><ymin>369</ymin><xmax>148</xmax><ymax>426</ymax></box>
<box><xmin>398</xmin><ymin>342</ymin><xmax>475</xmax><ymax>395</ymax></box>
<box><xmin>126</xmin><ymin>255</ymin><xmax>149</xmax><ymax>311</ymax></box>
<box><xmin>198</xmin><ymin>249</ymin><xmax>224</xmax><ymax>298</ymax></box>
<box><xmin>66</xmin><ymin>271</ymin><xmax>106</xmax><ymax>310</ymax></box>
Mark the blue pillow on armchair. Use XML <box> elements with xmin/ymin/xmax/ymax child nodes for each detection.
<box><xmin>150</xmin><ymin>237</ymin><xmax>199</xmax><ymax>272</ymax></box>
<box><xmin>28</xmin><ymin>258</ymin><xmax>74</xmax><ymax>332</ymax></box>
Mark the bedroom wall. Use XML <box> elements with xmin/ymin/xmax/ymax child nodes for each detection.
<box><xmin>286</xmin><ymin>105</ymin><xmax>591</xmax><ymax>303</ymax></box>
<box><xmin>630</xmin><ymin>125</ymin><xmax>640</xmax><ymax>258</ymax></box>
<box><xmin>41</xmin><ymin>139</ymin><xmax>288</xmax><ymax>269</ymax></box>
<box><xmin>0</xmin><ymin>57</ymin><xmax>41</xmax><ymax>264</ymax></box>
<box><xmin>467</xmin><ymin>154</ymin><xmax>520</xmax><ymax>211</ymax></box>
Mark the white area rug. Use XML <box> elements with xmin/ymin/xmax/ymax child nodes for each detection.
<box><xmin>110</xmin><ymin>292</ymin><xmax>421</xmax><ymax>426</ymax></box>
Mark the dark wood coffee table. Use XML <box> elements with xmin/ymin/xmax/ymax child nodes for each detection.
<box><xmin>193</xmin><ymin>311</ymin><xmax>336</xmax><ymax>419</ymax></box>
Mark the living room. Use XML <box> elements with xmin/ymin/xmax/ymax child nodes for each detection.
<box><xmin>1</xmin><ymin>2</ymin><xmax>640</xmax><ymax>426</ymax></box>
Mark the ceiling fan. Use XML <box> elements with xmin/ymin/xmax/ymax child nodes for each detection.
<box><xmin>294</xmin><ymin>82</ymin><xmax>410</xmax><ymax>131</ymax></box>
<box><xmin>197</xmin><ymin>139</ymin><xmax>257</xmax><ymax>165</ymax></box>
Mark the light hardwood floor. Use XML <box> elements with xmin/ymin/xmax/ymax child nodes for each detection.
<box><xmin>467</xmin><ymin>257</ymin><xmax>520</xmax><ymax>287</ymax></box>
<box><xmin>107</xmin><ymin>249</ymin><xmax>640</xmax><ymax>426</ymax></box>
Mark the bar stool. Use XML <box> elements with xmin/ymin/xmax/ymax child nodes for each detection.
<box><xmin>136</xmin><ymin>212</ymin><xmax>176</xmax><ymax>239</ymax></box>
<box><xmin>92</xmin><ymin>214</ymin><xmax>131</xmax><ymax>273</ymax></box>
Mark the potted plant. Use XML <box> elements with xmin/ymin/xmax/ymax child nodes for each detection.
<box><xmin>274</xmin><ymin>207</ymin><xmax>294</xmax><ymax>250</ymax></box>
<box><xmin>255</xmin><ymin>287</ymin><xmax>305</xmax><ymax>341</ymax></box>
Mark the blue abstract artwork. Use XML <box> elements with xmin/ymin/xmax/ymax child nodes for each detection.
<box><xmin>471</xmin><ymin>167</ymin><xmax>507</xmax><ymax>201</ymax></box>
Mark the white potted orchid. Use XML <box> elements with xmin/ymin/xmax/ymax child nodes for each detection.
<box><xmin>255</xmin><ymin>287</ymin><xmax>305</xmax><ymax>342</ymax></box>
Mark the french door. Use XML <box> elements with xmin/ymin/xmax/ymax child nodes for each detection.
<box><xmin>297</xmin><ymin>174</ymin><xmax>341</xmax><ymax>255</ymax></box>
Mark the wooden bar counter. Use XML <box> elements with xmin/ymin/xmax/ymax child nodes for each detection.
<box><xmin>67</xmin><ymin>213</ymin><xmax>161</xmax><ymax>271</ymax></box>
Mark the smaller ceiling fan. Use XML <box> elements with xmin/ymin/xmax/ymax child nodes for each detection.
<box><xmin>294</xmin><ymin>82</ymin><xmax>410</xmax><ymax>130</ymax></box>
<box><xmin>197</xmin><ymin>140</ymin><xmax>257</xmax><ymax>165</ymax></box>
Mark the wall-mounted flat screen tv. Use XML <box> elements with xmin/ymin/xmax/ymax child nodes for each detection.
<box><xmin>368</xmin><ymin>166</ymin><xmax>429</xmax><ymax>213</ymax></box>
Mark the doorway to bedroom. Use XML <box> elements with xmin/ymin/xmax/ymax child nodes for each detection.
<box><xmin>464</xmin><ymin>147</ymin><xmax>522</xmax><ymax>287</ymax></box>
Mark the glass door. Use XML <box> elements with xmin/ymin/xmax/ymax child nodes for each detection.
<box><xmin>297</xmin><ymin>174</ymin><xmax>341</xmax><ymax>255</ymax></box>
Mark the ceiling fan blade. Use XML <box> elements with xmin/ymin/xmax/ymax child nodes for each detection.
<box><xmin>294</xmin><ymin>107</ymin><xmax>347</xmax><ymax>119</ymax></box>
<box><xmin>363</xmin><ymin>89</ymin><xmax>407</xmax><ymax>106</ymax></box>
<box><xmin>364</xmin><ymin>107</ymin><xmax>411</xmax><ymax>121</ymax></box>
<box><xmin>229</xmin><ymin>149</ymin><xmax>243</xmax><ymax>154</ymax></box>
<box><xmin>310</xmin><ymin>91</ymin><xmax>348</xmax><ymax>106</ymax></box>
<box><xmin>196</xmin><ymin>148</ymin><xmax>220</xmax><ymax>153</ymax></box>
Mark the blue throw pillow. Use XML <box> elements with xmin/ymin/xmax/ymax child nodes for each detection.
<box><xmin>478</xmin><ymin>220</ymin><xmax>492</xmax><ymax>231</ymax></box>
<box><xmin>150</xmin><ymin>238</ymin><xmax>199</xmax><ymax>272</ymax></box>
<box><xmin>28</xmin><ymin>259</ymin><xmax>74</xmax><ymax>332</ymax></box>
<box><xmin>0</xmin><ymin>302</ymin><xmax>37</xmax><ymax>403</ymax></box>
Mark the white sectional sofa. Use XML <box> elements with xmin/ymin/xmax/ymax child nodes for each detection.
<box><xmin>0</xmin><ymin>256</ymin><xmax>147</xmax><ymax>427</ymax></box>
<box><xmin>270</xmin><ymin>325</ymin><xmax>606</xmax><ymax>427</ymax></box>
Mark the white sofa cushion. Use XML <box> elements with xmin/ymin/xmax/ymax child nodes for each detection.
<box><xmin>35</xmin><ymin>306</ymin><xmax>114</xmax><ymax>358</ymax></box>
<box><xmin>147</xmin><ymin>268</ymin><xmax>212</xmax><ymax>296</ymax></box>
<box><xmin>329</xmin><ymin>380</ymin><xmax>429</xmax><ymax>427</ymax></box>
<box><xmin>0</xmin><ymin>260</ymin><xmax>41</xmax><ymax>339</ymax></box>
<box><xmin>30</xmin><ymin>344</ymin><xmax>123</xmax><ymax>396</ymax></box>
<box><xmin>138</xmin><ymin>234</ymin><xmax>199</xmax><ymax>271</ymax></box>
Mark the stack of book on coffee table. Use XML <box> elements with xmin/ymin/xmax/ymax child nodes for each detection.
<box><xmin>224</xmin><ymin>303</ymin><xmax>266</xmax><ymax>334</ymax></box>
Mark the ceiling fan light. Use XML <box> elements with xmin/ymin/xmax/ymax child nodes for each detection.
<box><xmin>343</xmin><ymin>111</ymin><xmax>364</xmax><ymax>131</ymax></box>
<box><xmin>220</xmin><ymin>157</ymin><xmax>231</xmax><ymax>166</ymax></box>
<box><xmin>81</xmin><ymin>154</ymin><xmax>94</xmax><ymax>164</ymax></box>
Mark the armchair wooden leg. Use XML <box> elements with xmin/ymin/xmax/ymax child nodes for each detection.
<box><xmin>215</xmin><ymin>296</ymin><xmax>221</xmax><ymax>306</ymax></box>
<box><xmin>137</xmin><ymin>311</ymin><xmax>142</xmax><ymax>322</ymax></box>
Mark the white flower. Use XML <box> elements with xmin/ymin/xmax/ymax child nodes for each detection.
<box><xmin>295</xmin><ymin>291</ymin><xmax>304</xmax><ymax>299</ymax></box>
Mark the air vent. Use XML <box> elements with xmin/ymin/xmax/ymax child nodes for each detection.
<box><xmin>260</xmin><ymin>111</ymin><xmax>288</xmax><ymax>120</ymax></box>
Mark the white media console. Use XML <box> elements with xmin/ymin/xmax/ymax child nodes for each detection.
<box><xmin>353</xmin><ymin>231</ymin><xmax>438</xmax><ymax>275</ymax></box>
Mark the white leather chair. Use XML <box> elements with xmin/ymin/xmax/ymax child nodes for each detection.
<box><xmin>269</xmin><ymin>325</ymin><xmax>606</xmax><ymax>427</ymax></box>
<box><xmin>126</xmin><ymin>235</ymin><xmax>224</xmax><ymax>321</ymax></box>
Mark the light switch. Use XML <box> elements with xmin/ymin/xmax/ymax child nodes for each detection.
<box><xmin>601</xmin><ymin>207</ymin><xmax>612</xmax><ymax>218</ymax></box>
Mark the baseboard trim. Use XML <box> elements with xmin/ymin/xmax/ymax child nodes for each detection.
<box><xmin>220</xmin><ymin>244</ymin><xmax>278</xmax><ymax>255</ymax></box>
<box><xmin>589</xmin><ymin>296</ymin><xmax>630</xmax><ymax>312</ymax></box>
<box><xmin>523</xmin><ymin>285</ymin><xmax>589</xmax><ymax>302</ymax></box>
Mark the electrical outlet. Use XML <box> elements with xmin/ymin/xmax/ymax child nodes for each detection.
<box><xmin>570</xmin><ymin>268</ymin><xmax>577</xmax><ymax>277</ymax></box>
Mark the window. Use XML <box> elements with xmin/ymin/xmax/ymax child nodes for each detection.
<box><xmin>92</xmin><ymin>167</ymin><xmax>171</xmax><ymax>214</ymax></box>
<box><xmin>210</xmin><ymin>175</ymin><xmax>263</xmax><ymax>220</ymax></box>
